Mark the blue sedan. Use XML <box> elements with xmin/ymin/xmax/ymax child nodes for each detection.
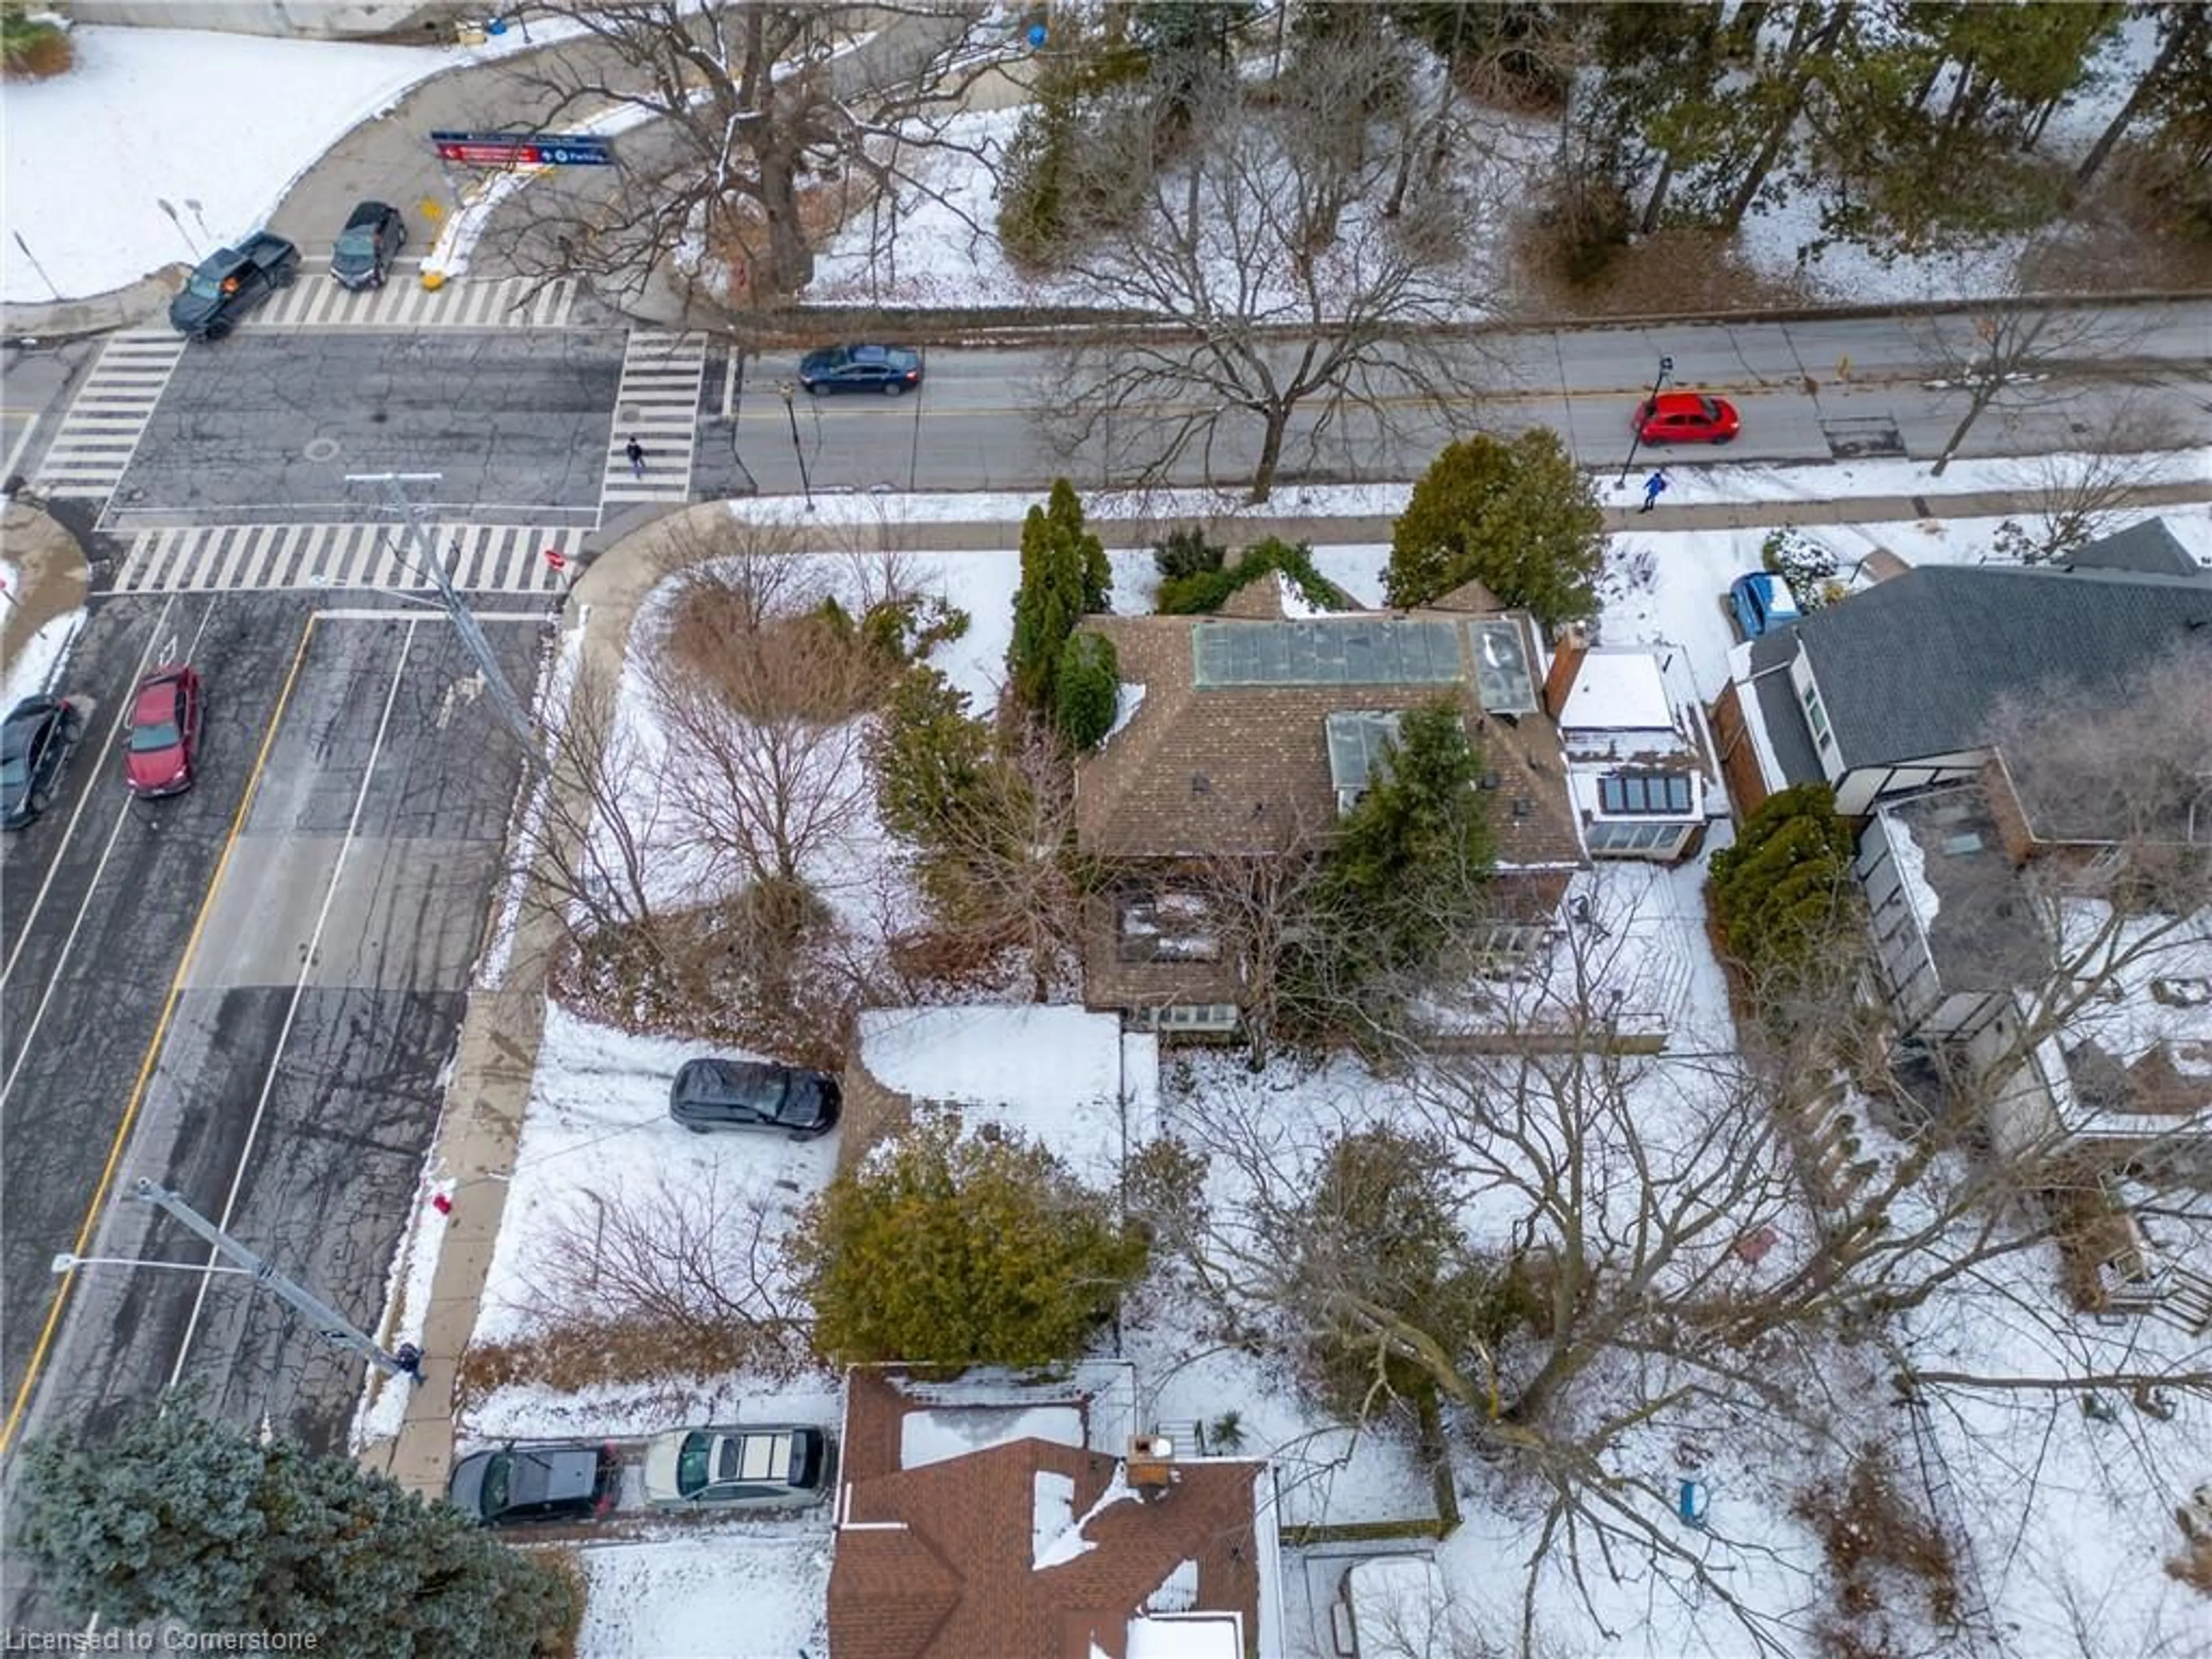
<box><xmin>798</xmin><ymin>343</ymin><xmax>922</xmax><ymax>396</ymax></box>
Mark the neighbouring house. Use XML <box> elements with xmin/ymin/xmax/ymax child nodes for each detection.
<box><xmin>1709</xmin><ymin>523</ymin><xmax>2212</xmax><ymax>817</ymax></box>
<box><xmin>1540</xmin><ymin>631</ymin><xmax>1715</xmax><ymax>863</ymax></box>
<box><xmin>1071</xmin><ymin>579</ymin><xmax>1587</xmax><ymax>1031</ymax></box>
<box><xmin>827</xmin><ymin>1363</ymin><xmax>1285</xmax><ymax>1659</ymax></box>
<box><xmin>840</xmin><ymin>1006</ymin><xmax>1158</xmax><ymax>1183</ymax></box>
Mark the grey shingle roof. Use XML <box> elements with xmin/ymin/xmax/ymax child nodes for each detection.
<box><xmin>2062</xmin><ymin>518</ymin><xmax>2202</xmax><ymax>579</ymax></box>
<box><xmin>1747</xmin><ymin>629</ymin><xmax>1825</xmax><ymax>787</ymax></box>
<box><xmin>1798</xmin><ymin>564</ymin><xmax>2212</xmax><ymax>768</ymax></box>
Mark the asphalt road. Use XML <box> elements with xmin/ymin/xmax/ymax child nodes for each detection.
<box><xmin>104</xmin><ymin>329</ymin><xmax>628</xmax><ymax>532</ymax></box>
<box><xmin>0</xmin><ymin>590</ymin><xmax>544</xmax><ymax>1622</ymax></box>
<box><xmin>703</xmin><ymin>300</ymin><xmax>2212</xmax><ymax>499</ymax></box>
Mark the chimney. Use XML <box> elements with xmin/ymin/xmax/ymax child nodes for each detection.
<box><xmin>1127</xmin><ymin>1434</ymin><xmax>1176</xmax><ymax>1491</ymax></box>
<box><xmin>1543</xmin><ymin>628</ymin><xmax>1587</xmax><ymax>720</ymax></box>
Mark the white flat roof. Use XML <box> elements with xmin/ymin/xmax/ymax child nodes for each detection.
<box><xmin>1558</xmin><ymin>649</ymin><xmax>1673</xmax><ymax>733</ymax></box>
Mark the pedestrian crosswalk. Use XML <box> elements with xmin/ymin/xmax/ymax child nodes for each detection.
<box><xmin>251</xmin><ymin>268</ymin><xmax>581</xmax><ymax>330</ymax></box>
<box><xmin>110</xmin><ymin>521</ymin><xmax>585</xmax><ymax>596</ymax></box>
<box><xmin>603</xmin><ymin>331</ymin><xmax>706</xmax><ymax>507</ymax></box>
<box><xmin>32</xmin><ymin>331</ymin><xmax>187</xmax><ymax>499</ymax></box>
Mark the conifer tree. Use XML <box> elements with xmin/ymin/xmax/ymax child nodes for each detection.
<box><xmin>14</xmin><ymin>1395</ymin><xmax>575</xmax><ymax>1658</ymax></box>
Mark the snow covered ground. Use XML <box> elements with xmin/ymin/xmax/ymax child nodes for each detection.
<box><xmin>0</xmin><ymin>23</ymin><xmax>567</xmax><ymax>304</ymax></box>
<box><xmin>360</xmin><ymin>464</ymin><xmax>2211</xmax><ymax>1656</ymax></box>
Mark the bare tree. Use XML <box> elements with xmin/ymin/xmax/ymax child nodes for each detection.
<box><xmin>1033</xmin><ymin>25</ymin><xmax>1510</xmax><ymax>502</ymax></box>
<box><xmin>538</xmin><ymin>1166</ymin><xmax>808</xmax><ymax>1371</ymax></box>
<box><xmin>483</xmin><ymin>1</ymin><xmax>1001</xmax><ymax>308</ymax></box>
<box><xmin>1991</xmin><ymin>404</ymin><xmax>2179</xmax><ymax>563</ymax></box>
<box><xmin>1133</xmin><ymin>847</ymin><xmax>2212</xmax><ymax>1656</ymax></box>
<box><xmin>642</xmin><ymin>554</ymin><xmax>883</xmax><ymax>897</ymax></box>
<box><xmin>1906</xmin><ymin>279</ymin><xmax>2151</xmax><ymax>476</ymax></box>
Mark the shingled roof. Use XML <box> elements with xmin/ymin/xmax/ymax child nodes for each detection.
<box><xmin>828</xmin><ymin>1369</ymin><xmax>1269</xmax><ymax>1659</ymax></box>
<box><xmin>1787</xmin><ymin>562</ymin><xmax>2212</xmax><ymax>773</ymax></box>
<box><xmin>1071</xmin><ymin>610</ymin><xmax>1585</xmax><ymax>873</ymax></box>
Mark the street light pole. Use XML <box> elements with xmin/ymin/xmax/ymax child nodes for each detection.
<box><xmin>125</xmin><ymin>1180</ymin><xmax>413</xmax><ymax>1377</ymax></box>
<box><xmin>345</xmin><ymin>472</ymin><xmax>547</xmax><ymax>775</ymax></box>
<box><xmin>777</xmin><ymin>382</ymin><xmax>815</xmax><ymax>511</ymax></box>
<box><xmin>1618</xmin><ymin>354</ymin><xmax>1675</xmax><ymax>487</ymax></box>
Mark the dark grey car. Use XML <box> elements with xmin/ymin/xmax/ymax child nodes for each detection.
<box><xmin>168</xmin><ymin>232</ymin><xmax>299</xmax><ymax>339</ymax></box>
<box><xmin>446</xmin><ymin>1441</ymin><xmax>620</xmax><ymax>1526</ymax></box>
<box><xmin>331</xmin><ymin>200</ymin><xmax>406</xmax><ymax>289</ymax></box>
<box><xmin>669</xmin><ymin>1058</ymin><xmax>840</xmax><ymax>1138</ymax></box>
<box><xmin>1</xmin><ymin>696</ymin><xmax>81</xmax><ymax>830</ymax></box>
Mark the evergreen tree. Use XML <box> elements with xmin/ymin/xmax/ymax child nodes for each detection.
<box><xmin>1055</xmin><ymin>630</ymin><xmax>1122</xmax><ymax>750</ymax></box>
<box><xmin>867</xmin><ymin>665</ymin><xmax>995</xmax><ymax>847</ymax></box>
<box><xmin>13</xmin><ymin>1396</ymin><xmax>574</xmax><ymax>1658</ymax></box>
<box><xmin>1386</xmin><ymin>431</ymin><xmax>1604</xmax><ymax>628</ymax></box>
<box><xmin>1008</xmin><ymin>479</ymin><xmax>1111</xmax><ymax>716</ymax></box>
<box><xmin>1305</xmin><ymin>698</ymin><xmax>1495</xmax><ymax>998</ymax></box>
<box><xmin>790</xmin><ymin>1116</ymin><xmax>1148</xmax><ymax>1366</ymax></box>
<box><xmin>1707</xmin><ymin>782</ymin><xmax>1859</xmax><ymax>1001</ymax></box>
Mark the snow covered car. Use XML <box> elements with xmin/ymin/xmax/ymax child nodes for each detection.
<box><xmin>1729</xmin><ymin>571</ymin><xmax>1803</xmax><ymax>639</ymax></box>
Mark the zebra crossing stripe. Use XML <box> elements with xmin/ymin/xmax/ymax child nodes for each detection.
<box><xmin>251</xmin><ymin>271</ymin><xmax>581</xmax><ymax>330</ymax></box>
<box><xmin>109</xmin><ymin>523</ymin><xmax>587</xmax><ymax>594</ymax></box>
<box><xmin>605</xmin><ymin>331</ymin><xmax>705</xmax><ymax>509</ymax></box>
<box><xmin>33</xmin><ymin>331</ymin><xmax>186</xmax><ymax>498</ymax></box>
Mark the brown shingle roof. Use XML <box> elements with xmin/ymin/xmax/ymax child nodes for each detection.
<box><xmin>1073</xmin><ymin>611</ymin><xmax>1585</xmax><ymax>873</ymax></box>
<box><xmin>830</xmin><ymin>1372</ymin><xmax>1266</xmax><ymax>1659</ymax></box>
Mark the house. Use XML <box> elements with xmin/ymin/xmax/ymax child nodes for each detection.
<box><xmin>840</xmin><ymin>1006</ymin><xmax>1158</xmax><ymax>1181</ymax></box>
<box><xmin>1710</xmin><ymin>524</ymin><xmax>2212</xmax><ymax>817</ymax></box>
<box><xmin>827</xmin><ymin>1363</ymin><xmax>1284</xmax><ymax>1659</ymax></box>
<box><xmin>1070</xmin><ymin>580</ymin><xmax>1587</xmax><ymax>1029</ymax></box>
<box><xmin>1858</xmin><ymin>778</ymin><xmax>2212</xmax><ymax>1182</ymax></box>
<box><xmin>1541</xmin><ymin>631</ymin><xmax>1714</xmax><ymax>863</ymax></box>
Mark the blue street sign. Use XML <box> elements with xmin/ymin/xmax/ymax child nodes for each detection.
<box><xmin>430</xmin><ymin>130</ymin><xmax>612</xmax><ymax>167</ymax></box>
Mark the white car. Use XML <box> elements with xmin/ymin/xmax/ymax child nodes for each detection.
<box><xmin>641</xmin><ymin>1425</ymin><xmax>834</xmax><ymax>1510</ymax></box>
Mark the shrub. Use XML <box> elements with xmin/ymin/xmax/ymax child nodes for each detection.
<box><xmin>1762</xmin><ymin>528</ymin><xmax>1840</xmax><ymax>612</ymax></box>
<box><xmin>1707</xmin><ymin>782</ymin><xmax>1860</xmax><ymax>1011</ymax></box>
<box><xmin>1386</xmin><ymin>431</ymin><xmax>1604</xmax><ymax>628</ymax></box>
<box><xmin>1</xmin><ymin>10</ymin><xmax>71</xmax><ymax>80</ymax></box>
<box><xmin>1055</xmin><ymin>628</ymin><xmax>1120</xmax><ymax>749</ymax></box>
<box><xmin>1158</xmin><ymin>536</ymin><xmax>1356</xmax><ymax>615</ymax></box>
<box><xmin>1153</xmin><ymin>526</ymin><xmax>1228</xmax><ymax>581</ymax></box>
<box><xmin>790</xmin><ymin>1116</ymin><xmax>1147</xmax><ymax>1367</ymax></box>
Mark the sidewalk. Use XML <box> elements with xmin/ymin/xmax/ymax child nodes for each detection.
<box><xmin>351</xmin><ymin>468</ymin><xmax>2209</xmax><ymax>1496</ymax></box>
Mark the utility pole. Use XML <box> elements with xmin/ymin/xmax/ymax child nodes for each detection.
<box><xmin>777</xmin><ymin>382</ymin><xmax>815</xmax><ymax>510</ymax></box>
<box><xmin>346</xmin><ymin>472</ymin><xmax>547</xmax><ymax>774</ymax></box>
<box><xmin>131</xmin><ymin>1180</ymin><xmax>412</xmax><ymax>1377</ymax></box>
<box><xmin>1618</xmin><ymin>354</ymin><xmax>1674</xmax><ymax>488</ymax></box>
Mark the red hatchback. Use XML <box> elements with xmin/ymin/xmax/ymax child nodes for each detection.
<box><xmin>123</xmin><ymin>663</ymin><xmax>202</xmax><ymax>797</ymax></box>
<box><xmin>1634</xmin><ymin>391</ymin><xmax>1740</xmax><ymax>444</ymax></box>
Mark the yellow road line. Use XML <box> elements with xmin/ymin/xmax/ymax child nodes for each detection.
<box><xmin>0</xmin><ymin>615</ymin><xmax>323</xmax><ymax>1457</ymax></box>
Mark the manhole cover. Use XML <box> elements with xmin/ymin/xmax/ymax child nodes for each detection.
<box><xmin>303</xmin><ymin>437</ymin><xmax>342</xmax><ymax>463</ymax></box>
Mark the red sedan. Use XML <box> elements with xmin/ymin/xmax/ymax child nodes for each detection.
<box><xmin>123</xmin><ymin>663</ymin><xmax>203</xmax><ymax>797</ymax></box>
<box><xmin>1634</xmin><ymin>391</ymin><xmax>1740</xmax><ymax>444</ymax></box>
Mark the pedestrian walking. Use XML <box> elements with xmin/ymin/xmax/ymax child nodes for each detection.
<box><xmin>1639</xmin><ymin>468</ymin><xmax>1668</xmax><ymax>513</ymax></box>
<box><xmin>392</xmin><ymin>1342</ymin><xmax>424</xmax><ymax>1385</ymax></box>
<box><xmin>626</xmin><ymin>436</ymin><xmax>647</xmax><ymax>479</ymax></box>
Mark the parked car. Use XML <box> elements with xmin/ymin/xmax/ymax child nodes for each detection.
<box><xmin>447</xmin><ymin>1441</ymin><xmax>622</xmax><ymax>1526</ymax></box>
<box><xmin>330</xmin><ymin>200</ymin><xmax>406</xmax><ymax>290</ymax></box>
<box><xmin>122</xmin><ymin>663</ymin><xmax>203</xmax><ymax>798</ymax></box>
<box><xmin>1634</xmin><ymin>391</ymin><xmax>1740</xmax><ymax>444</ymax></box>
<box><xmin>798</xmin><ymin>343</ymin><xmax>923</xmax><ymax>396</ymax></box>
<box><xmin>1</xmin><ymin>696</ymin><xmax>82</xmax><ymax>830</ymax></box>
<box><xmin>668</xmin><ymin>1057</ymin><xmax>840</xmax><ymax>1138</ymax></box>
<box><xmin>1729</xmin><ymin>571</ymin><xmax>1803</xmax><ymax>639</ymax></box>
<box><xmin>168</xmin><ymin>232</ymin><xmax>300</xmax><ymax>339</ymax></box>
<box><xmin>642</xmin><ymin>1425</ymin><xmax>834</xmax><ymax>1510</ymax></box>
